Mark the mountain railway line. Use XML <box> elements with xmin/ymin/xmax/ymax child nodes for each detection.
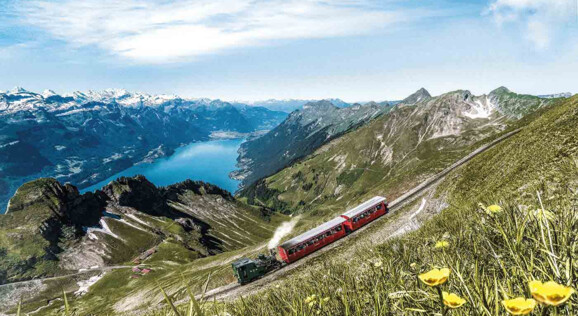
<box><xmin>198</xmin><ymin>128</ymin><xmax>522</xmax><ymax>302</ymax></box>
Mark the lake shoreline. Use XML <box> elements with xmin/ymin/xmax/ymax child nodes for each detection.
<box><xmin>80</xmin><ymin>138</ymin><xmax>245</xmax><ymax>195</ymax></box>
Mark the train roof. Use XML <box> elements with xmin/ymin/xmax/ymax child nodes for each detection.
<box><xmin>341</xmin><ymin>196</ymin><xmax>386</xmax><ymax>218</ymax></box>
<box><xmin>280</xmin><ymin>217</ymin><xmax>346</xmax><ymax>249</ymax></box>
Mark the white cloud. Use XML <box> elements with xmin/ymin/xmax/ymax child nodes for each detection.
<box><xmin>17</xmin><ymin>0</ymin><xmax>413</xmax><ymax>63</ymax></box>
<box><xmin>487</xmin><ymin>0</ymin><xmax>576</xmax><ymax>49</ymax></box>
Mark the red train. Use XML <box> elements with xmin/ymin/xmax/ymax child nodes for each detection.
<box><xmin>278</xmin><ymin>196</ymin><xmax>388</xmax><ymax>263</ymax></box>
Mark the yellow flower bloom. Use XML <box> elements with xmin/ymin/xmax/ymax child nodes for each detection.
<box><xmin>374</xmin><ymin>260</ymin><xmax>383</xmax><ymax>268</ymax></box>
<box><xmin>502</xmin><ymin>297</ymin><xmax>537</xmax><ymax>315</ymax></box>
<box><xmin>442</xmin><ymin>292</ymin><xmax>466</xmax><ymax>308</ymax></box>
<box><xmin>304</xmin><ymin>294</ymin><xmax>317</xmax><ymax>304</ymax></box>
<box><xmin>418</xmin><ymin>268</ymin><xmax>450</xmax><ymax>286</ymax></box>
<box><xmin>529</xmin><ymin>280</ymin><xmax>575</xmax><ymax>306</ymax></box>
<box><xmin>434</xmin><ymin>241</ymin><xmax>450</xmax><ymax>249</ymax></box>
<box><xmin>410</xmin><ymin>262</ymin><xmax>417</xmax><ymax>269</ymax></box>
<box><xmin>486</xmin><ymin>204</ymin><xmax>503</xmax><ymax>214</ymax></box>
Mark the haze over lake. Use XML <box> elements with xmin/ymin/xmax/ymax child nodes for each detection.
<box><xmin>82</xmin><ymin>139</ymin><xmax>243</xmax><ymax>194</ymax></box>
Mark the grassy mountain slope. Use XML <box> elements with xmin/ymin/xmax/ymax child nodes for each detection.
<box><xmin>0</xmin><ymin>176</ymin><xmax>280</xmax><ymax>286</ymax></box>
<box><xmin>184</xmin><ymin>90</ymin><xmax>578</xmax><ymax>315</ymax></box>
<box><xmin>489</xmin><ymin>86</ymin><xmax>553</xmax><ymax>119</ymax></box>
<box><xmin>233</xmin><ymin>100</ymin><xmax>391</xmax><ymax>186</ymax></box>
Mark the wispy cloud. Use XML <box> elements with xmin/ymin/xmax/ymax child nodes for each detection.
<box><xmin>486</xmin><ymin>0</ymin><xmax>576</xmax><ymax>49</ymax></box>
<box><xmin>16</xmin><ymin>0</ymin><xmax>419</xmax><ymax>63</ymax></box>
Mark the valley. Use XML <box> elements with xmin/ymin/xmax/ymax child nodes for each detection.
<box><xmin>1</xmin><ymin>86</ymin><xmax>573</xmax><ymax>315</ymax></box>
<box><xmin>0</xmin><ymin>88</ymin><xmax>288</xmax><ymax>213</ymax></box>
<box><xmin>3</xmin><ymin>1</ymin><xmax>577</xmax><ymax>314</ymax></box>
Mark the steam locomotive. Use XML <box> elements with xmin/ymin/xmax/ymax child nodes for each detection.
<box><xmin>232</xmin><ymin>196</ymin><xmax>388</xmax><ymax>284</ymax></box>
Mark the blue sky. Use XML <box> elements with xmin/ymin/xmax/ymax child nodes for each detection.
<box><xmin>1</xmin><ymin>0</ymin><xmax>577</xmax><ymax>101</ymax></box>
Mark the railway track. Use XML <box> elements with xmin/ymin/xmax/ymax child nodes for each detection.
<box><xmin>199</xmin><ymin>128</ymin><xmax>522</xmax><ymax>301</ymax></box>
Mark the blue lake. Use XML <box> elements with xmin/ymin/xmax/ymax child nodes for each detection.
<box><xmin>81</xmin><ymin>139</ymin><xmax>243</xmax><ymax>194</ymax></box>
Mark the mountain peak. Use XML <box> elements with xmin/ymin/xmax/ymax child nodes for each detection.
<box><xmin>401</xmin><ymin>88</ymin><xmax>431</xmax><ymax>104</ymax></box>
<box><xmin>9</xmin><ymin>86</ymin><xmax>28</xmax><ymax>94</ymax></box>
<box><xmin>42</xmin><ymin>89</ymin><xmax>57</xmax><ymax>97</ymax></box>
<box><xmin>490</xmin><ymin>86</ymin><xmax>511</xmax><ymax>95</ymax></box>
<box><xmin>302</xmin><ymin>100</ymin><xmax>338</xmax><ymax>112</ymax></box>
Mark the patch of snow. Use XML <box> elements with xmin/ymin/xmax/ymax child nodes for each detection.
<box><xmin>102</xmin><ymin>153</ymin><xmax>123</xmax><ymax>164</ymax></box>
<box><xmin>86</xmin><ymin>219</ymin><xmax>122</xmax><ymax>240</ymax></box>
<box><xmin>0</xmin><ymin>140</ymin><xmax>19</xmax><ymax>148</ymax></box>
<box><xmin>463</xmin><ymin>98</ymin><xmax>493</xmax><ymax>119</ymax></box>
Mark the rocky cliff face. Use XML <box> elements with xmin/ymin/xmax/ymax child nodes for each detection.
<box><xmin>0</xmin><ymin>175</ymin><xmax>275</xmax><ymax>284</ymax></box>
<box><xmin>232</xmin><ymin>100</ymin><xmax>392</xmax><ymax>187</ymax></box>
<box><xmin>0</xmin><ymin>88</ymin><xmax>287</xmax><ymax>212</ymax></box>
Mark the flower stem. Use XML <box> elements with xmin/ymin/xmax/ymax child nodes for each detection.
<box><xmin>436</xmin><ymin>286</ymin><xmax>446</xmax><ymax>316</ymax></box>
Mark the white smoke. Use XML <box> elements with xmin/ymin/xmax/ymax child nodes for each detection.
<box><xmin>267</xmin><ymin>216</ymin><xmax>301</xmax><ymax>249</ymax></box>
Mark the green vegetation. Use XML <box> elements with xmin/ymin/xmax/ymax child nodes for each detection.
<box><xmin>145</xmin><ymin>96</ymin><xmax>578</xmax><ymax>315</ymax></box>
<box><xmin>490</xmin><ymin>86</ymin><xmax>554</xmax><ymax>119</ymax></box>
<box><xmin>241</xmin><ymin>101</ymin><xmax>504</xmax><ymax>220</ymax></box>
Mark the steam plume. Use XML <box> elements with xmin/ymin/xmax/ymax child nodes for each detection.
<box><xmin>268</xmin><ymin>216</ymin><xmax>301</xmax><ymax>249</ymax></box>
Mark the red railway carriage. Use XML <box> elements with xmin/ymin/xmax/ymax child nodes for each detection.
<box><xmin>278</xmin><ymin>217</ymin><xmax>347</xmax><ymax>264</ymax></box>
<box><xmin>341</xmin><ymin>196</ymin><xmax>388</xmax><ymax>231</ymax></box>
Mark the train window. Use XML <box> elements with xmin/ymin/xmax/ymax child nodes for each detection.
<box><xmin>377</xmin><ymin>204</ymin><xmax>382</xmax><ymax>210</ymax></box>
<box><xmin>289</xmin><ymin>249</ymin><xmax>295</xmax><ymax>254</ymax></box>
<box><xmin>336</xmin><ymin>226</ymin><xmax>342</xmax><ymax>231</ymax></box>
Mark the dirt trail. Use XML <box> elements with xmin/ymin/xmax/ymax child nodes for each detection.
<box><xmin>198</xmin><ymin>128</ymin><xmax>521</xmax><ymax>301</ymax></box>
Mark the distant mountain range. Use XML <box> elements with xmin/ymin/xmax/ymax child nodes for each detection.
<box><xmin>238</xmin><ymin>87</ymin><xmax>562</xmax><ymax>214</ymax></box>
<box><xmin>235</xmin><ymin>98</ymin><xmax>352</xmax><ymax>113</ymax></box>
<box><xmin>537</xmin><ymin>92</ymin><xmax>573</xmax><ymax>99</ymax></box>
<box><xmin>235</xmin><ymin>86</ymin><xmax>563</xmax><ymax>194</ymax></box>
<box><xmin>0</xmin><ymin>88</ymin><xmax>287</xmax><ymax>212</ymax></box>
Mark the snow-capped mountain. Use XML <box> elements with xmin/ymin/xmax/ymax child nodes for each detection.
<box><xmin>1</xmin><ymin>88</ymin><xmax>240</xmax><ymax>113</ymax></box>
<box><xmin>0</xmin><ymin>88</ymin><xmax>287</xmax><ymax>211</ymax></box>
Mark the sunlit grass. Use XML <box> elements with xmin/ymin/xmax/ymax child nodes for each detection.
<box><xmin>146</xmin><ymin>178</ymin><xmax>577</xmax><ymax>315</ymax></box>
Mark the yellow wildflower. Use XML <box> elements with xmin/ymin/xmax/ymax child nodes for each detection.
<box><xmin>502</xmin><ymin>297</ymin><xmax>536</xmax><ymax>315</ymax></box>
<box><xmin>529</xmin><ymin>280</ymin><xmax>575</xmax><ymax>306</ymax></box>
<box><xmin>442</xmin><ymin>292</ymin><xmax>466</xmax><ymax>308</ymax></box>
<box><xmin>410</xmin><ymin>262</ymin><xmax>417</xmax><ymax>269</ymax></box>
<box><xmin>486</xmin><ymin>204</ymin><xmax>503</xmax><ymax>215</ymax></box>
<box><xmin>434</xmin><ymin>241</ymin><xmax>450</xmax><ymax>249</ymax></box>
<box><xmin>374</xmin><ymin>260</ymin><xmax>383</xmax><ymax>268</ymax></box>
<box><xmin>304</xmin><ymin>294</ymin><xmax>317</xmax><ymax>304</ymax></box>
<box><xmin>418</xmin><ymin>268</ymin><xmax>450</xmax><ymax>286</ymax></box>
